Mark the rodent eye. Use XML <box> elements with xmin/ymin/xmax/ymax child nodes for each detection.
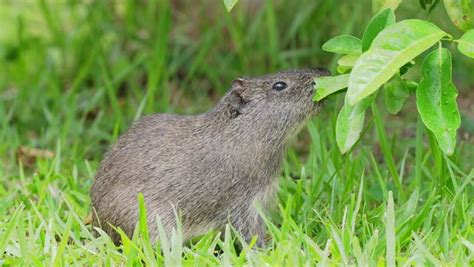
<box><xmin>272</xmin><ymin>81</ymin><xmax>287</xmax><ymax>91</ymax></box>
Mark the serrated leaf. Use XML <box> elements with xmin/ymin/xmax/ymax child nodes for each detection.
<box><xmin>384</xmin><ymin>74</ymin><xmax>410</xmax><ymax>114</ymax></box>
<box><xmin>416</xmin><ymin>47</ymin><xmax>461</xmax><ymax>155</ymax></box>
<box><xmin>347</xmin><ymin>19</ymin><xmax>448</xmax><ymax>105</ymax></box>
<box><xmin>313</xmin><ymin>74</ymin><xmax>350</xmax><ymax>101</ymax></box>
<box><xmin>443</xmin><ymin>0</ymin><xmax>473</xmax><ymax>31</ymax></box>
<box><xmin>373</xmin><ymin>0</ymin><xmax>402</xmax><ymax>13</ymax></box>
<box><xmin>362</xmin><ymin>8</ymin><xmax>396</xmax><ymax>51</ymax></box>
<box><xmin>456</xmin><ymin>29</ymin><xmax>474</xmax><ymax>58</ymax></box>
<box><xmin>338</xmin><ymin>54</ymin><xmax>361</xmax><ymax>67</ymax></box>
<box><xmin>223</xmin><ymin>0</ymin><xmax>239</xmax><ymax>12</ymax></box>
<box><xmin>322</xmin><ymin>35</ymin><xmax>362</xmax><ymax>55</ymax></box>
<box><xmin>336</xmin><ymin>95</ymin><xmax>376</xmax><ymax>153</ymax></box>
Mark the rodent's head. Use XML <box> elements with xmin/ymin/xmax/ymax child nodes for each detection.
<box><xmin>220</xmin><ymin>68</ymin><xmax>330</xmax><ymax>140</ymax></box>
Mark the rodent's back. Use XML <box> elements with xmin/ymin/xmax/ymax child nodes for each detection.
<box><xmin>91</xmin><ymin>114</ymin><xmax>204</xmax><ymax>237</ymax></box>
<box><xmin>91</xmin><ymin>112</ymin><xmax>259</xmax><ymax>240</ymax></box>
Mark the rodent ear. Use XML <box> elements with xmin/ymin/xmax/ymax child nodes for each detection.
<box><xmin>228</xmin><ymin>78</ymin><xmax>248</xmax><ymax>118</ymax></box>
<box><xmin>231</xmin><ymin>77</ymin><xmax>249</xmax><ymax>99</ymax></box>
<box><xmin>232</xmin><ymin>78</ymin><xmax>245</xmax><ymax>91</ymax></box>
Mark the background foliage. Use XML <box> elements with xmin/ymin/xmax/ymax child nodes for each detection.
<box><xmin>0</xmin><ymin>0</ymin><xmax>473</xmax><ymax>265</ymax></box>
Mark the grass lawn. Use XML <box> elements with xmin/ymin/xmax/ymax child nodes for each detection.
<box><xmin>0</xmin><ymin>0</ymin><xmax>473</xmax><ymax>265</ymax></box>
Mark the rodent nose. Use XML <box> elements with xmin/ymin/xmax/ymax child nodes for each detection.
<box><xmin>311</xmin><ymin>81</ymin><xmax>316</xmax><ymax>87</ymax></box>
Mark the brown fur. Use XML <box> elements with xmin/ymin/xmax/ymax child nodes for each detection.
<box><xmin>90</xmin><ymin>68</ymin><xmax>329</xmax><ymax>246</ymax></box>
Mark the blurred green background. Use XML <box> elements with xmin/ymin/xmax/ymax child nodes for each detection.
<box><xmin>0</xmin><ymin>1</ymin><xmax>473</xmax><ymax>264</ymax></box>
<box><xmin>1</xmin><ymin>1</ymin><xmax>473</xmax><ymax>163</ymax></box>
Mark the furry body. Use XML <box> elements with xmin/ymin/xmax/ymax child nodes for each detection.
<box><xmin>91</xmin><ymin>68</ymin><xmax>328</xmax><ymax>246</ymax></box>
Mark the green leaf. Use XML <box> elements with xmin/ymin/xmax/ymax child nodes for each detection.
<box><xmin>362</xmin><ymin>8</ymin><xmax>396</xmax><ymax>51</ymax></box>
<box><xmin>337</xmin><ymin>65</ymin><xmax>352</xmax><ymax>74</ymax></box>
<box><xmin>372</xmin><ymin>0</ymin><xmax>402</xmax><ymax>13</ymax></box>
<box><xmin>405</xmin><ymin>79</ymin><xmax>418</xmax><ymax>92</ymax></box>
<box><xmin>456</xmin><ymin>29</ymin><xmax>474</xmax><ymax>58</ymax></box>
<box><xmin>443</xmin><ymin>0</ymin><xmax>473</xmax><ymax>31</ymax></box>
<box><xmin>338</xmin><ymin>54</ymin><xmax>361</xmax><ymax>67</ymax></box>
<box><xmin>322</xmin><ymin>35</ymin><xmax>362</xmax><ymax>55</ymax></box>
<box><xmin>336</xmin><ymin>94</ymin><xmax>376</xmax><ymax>153</ymax></box>
<box><xmin>223</xmin><ymin>0</ymin><xmax>239</xmax><ymax>12</ymax></box>
<box><xmin>399</xmin><ymin>60</ymin><xmax>416</xmax><ymax>75</ymax></box>
<box><xmin>384</xmin><ymin>74</ymin><xmax>410</xmax><ymax>114</ymax></box>
<box><xmin>313</xmin><ymin>74</ymin><xmax>350</xmax><ymax>101</ymax></box>
<box><xmin>416</xmin><ymin>47</ymin><xmax>461</xmax><ymax>155</ymax></box>
<box><xmin>420</xmin><ymin>0</ymin><xmax>442</xmax><ymax>12</ymax></box>
<box><xmin>347</xmin><ymin>19</ymin><xmax>447</xmax><ymax>105</ymax></box>
<box><xmin>420</xmin><ymin>0</ymin><xmax>428</xmax><ymax>9</ymax></box>
<box><xmin>137</xmin><ymin>193</ymin><xmax>150</xmax><ymax>241</ymax></box>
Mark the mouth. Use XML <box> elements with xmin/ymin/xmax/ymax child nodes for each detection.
<box><xmin>309</xmin><ymin>95</ymin><xmax>323</xmax><ymax>115</ymax></box>
<box><xmin>307</xmin><ymin>85</ymin><xmax>317</xmax><ymax>106</ymax></box>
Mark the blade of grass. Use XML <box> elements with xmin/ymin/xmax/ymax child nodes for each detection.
<box><xmin>53</xmin><ymin>214</ymin><xmax>74</xmax><ymax>267</ymax></box>
<box><xmin>385</xmin><ymin>191</ymin><xmax>396</xmax><ymax>267</ymax></box>
<box><xmin>146</xmin><ymin>0</ymin><xmax>171</xmax><ymax>113</ymax></box>
<box><xmin>371</xmin><ymin>104</ymin><xmax>403</xmax><ymax>200</ymax></box>
<box><xmin>0</xmin><ymin>204</ymin><xmax>24</xmax><ymax>255</ymax></box>
<box><xmin>415</xmin><ymin>116</ymin><xmax>424</xmax><ymax>188</ymax></box>
<box><xmin>99</xmin><ymin>55</ymin><xmax>124</xmax><ymax>130</ymax></box>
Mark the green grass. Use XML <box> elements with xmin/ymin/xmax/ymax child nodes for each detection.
<box><xmin>1</xmin><ymin>0</ymin><xmax>473</xmax><ymax>265</ymax></box>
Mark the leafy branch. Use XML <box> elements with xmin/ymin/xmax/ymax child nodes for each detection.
<box><xmin>314</xmin><ymin>3</ymin><xmax>474</xmax><ymax>155</ymax></box>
